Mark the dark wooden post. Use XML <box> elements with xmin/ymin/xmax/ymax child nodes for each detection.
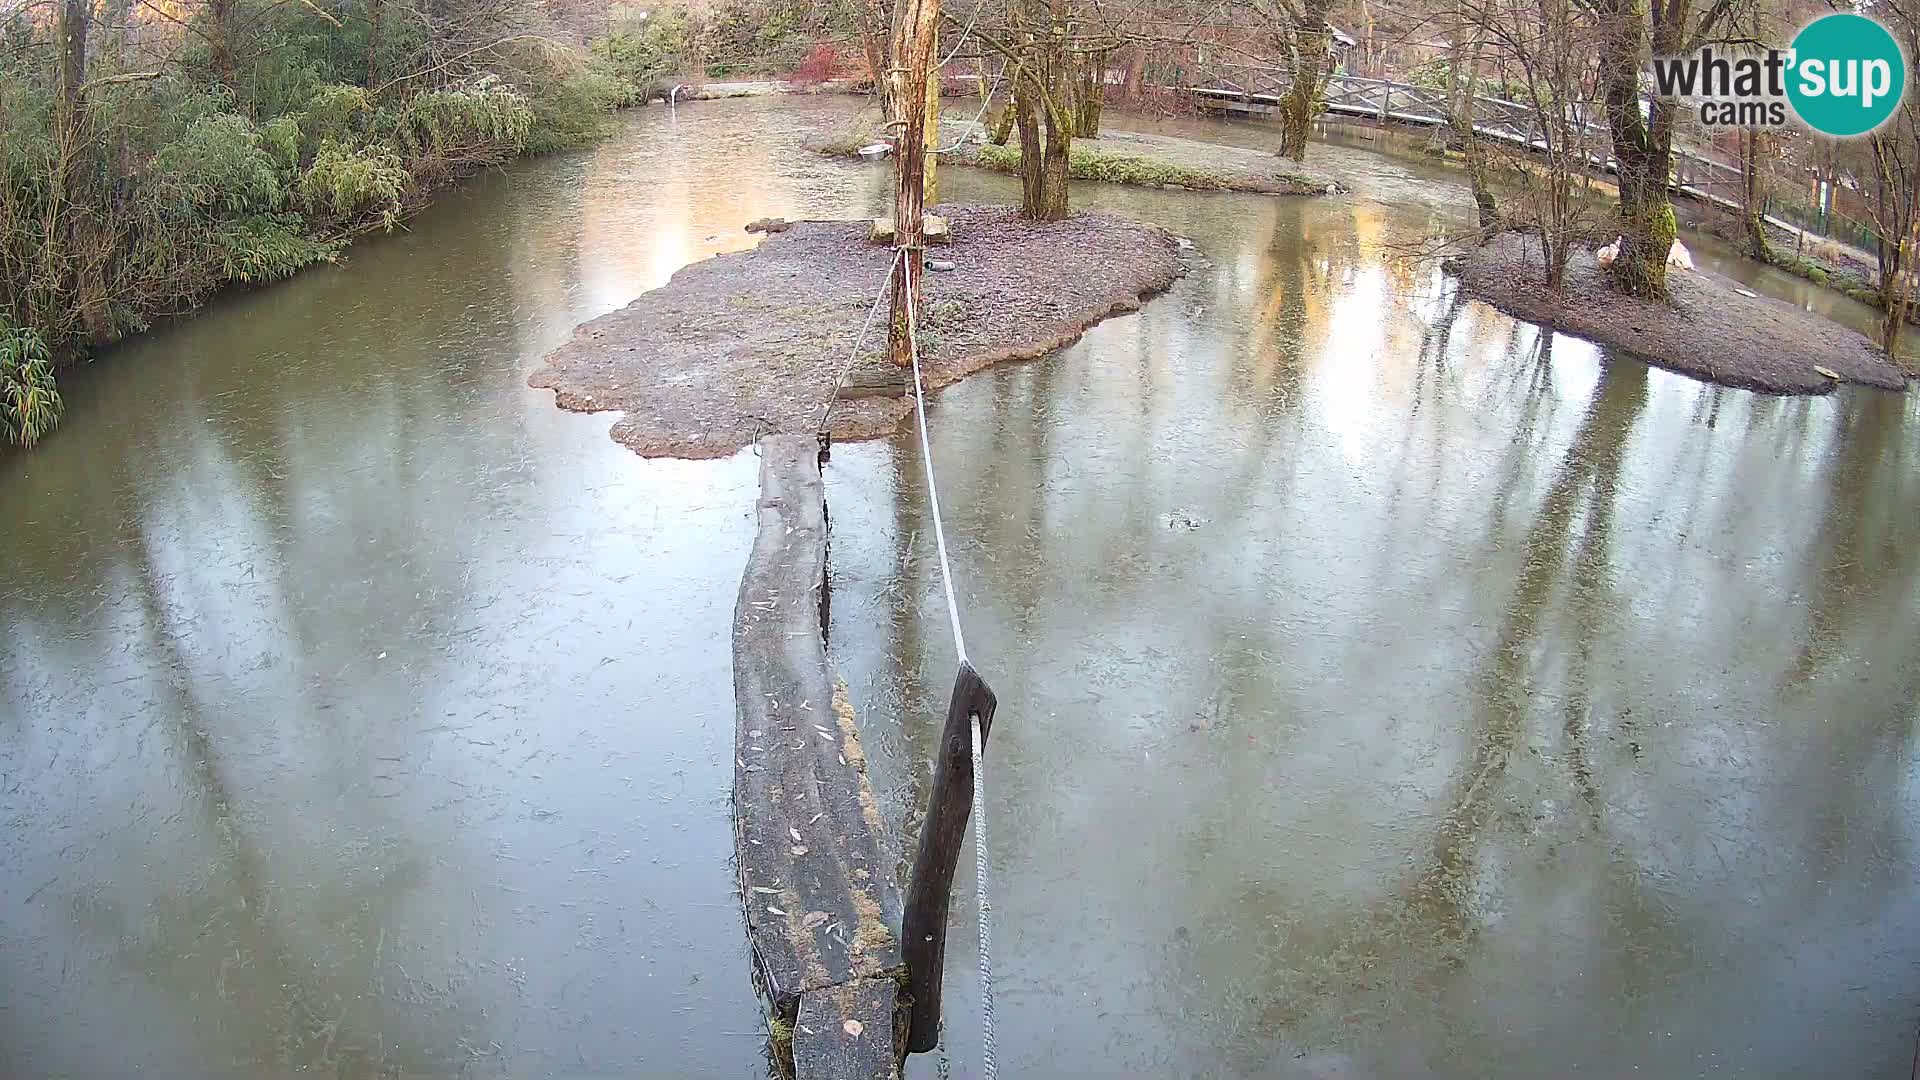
<box><xmin>902</xmin><ymin>661</ymin><xmax>998</xmax><ymax>1053</ymax></box>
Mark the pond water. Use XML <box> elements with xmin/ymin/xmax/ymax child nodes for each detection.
<box><xmin>3</xmin><ymin>95</ymin><xmax>1916</xmax><ymax>1079</ymax></box>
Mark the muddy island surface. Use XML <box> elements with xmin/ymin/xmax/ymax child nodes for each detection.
<box><xmin>1447</xmin><ymin>231</ymin><xmax>1910</xmax><ymax>394</ymax></box>
<box><xmin>529</xmin><ymin>204</ymin><xmax>1183</xmax><ymax>457</ymax></box>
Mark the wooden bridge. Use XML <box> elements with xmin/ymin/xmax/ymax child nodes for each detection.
<box><xmin>1179</xmin><ymin>65</ymin><xmax>1825</xmax><ymax>246</ymax></box>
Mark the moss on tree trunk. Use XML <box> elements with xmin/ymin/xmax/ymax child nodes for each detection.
<box><xmin>1013</xmin><ymin>79</ymin><xmax>1045</xmax><ymax>215</ymax></box>
<box><xmin>1009</xmin><ymin>0</ymin><xmax>1074</xmax><ymax>221</ymax></box>
<box><xmin>1074</xmin><ymin>56</ymin><xmax>1103</xmax><ymax>137</ymax></box>
<box><xmin>1740</xmin><ymin>131</ymin><xmax>1769</xmax><ymax>261</ymax></box>
<box><xmin>1450</xmin><ymin>40</ymin><xmax>1497</xmax><ymax>229</ymax></box>
<box><xmin>1596</xmin><ymin>0</ymin><xmax>1689</xmax><ymax>299</ymax></box>
<box><xmin>1035</xmin><ymin>109</ymin><xmax>1071</xmax><ymax>220</ymax></box>
<box><xmin>989</xmin><ymin>105</ymin><xmax>1015</xmax><ymax>144</ymax></box>
<box><xmin>1277</xmin><ymin>0</ymin><xmax>1332</xmax><ymax>162</ymax></box>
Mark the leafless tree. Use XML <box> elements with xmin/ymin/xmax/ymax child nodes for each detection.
<box><xmin>1588</xmin><ymin>0</ymin><xmax>1751</xmax><ymax>297</ymax></box>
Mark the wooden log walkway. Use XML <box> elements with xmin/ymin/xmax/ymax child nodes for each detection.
<box><xmin>733</xmin><ymin>433</ymin><xmax>906</xmax><ymax>1079</ymax></box>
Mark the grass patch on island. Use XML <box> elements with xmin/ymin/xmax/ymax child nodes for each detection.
<box><xmin>970</xmin><ymin>142</ymin><xmax>1238</xmax><ymax>190</ymax></box>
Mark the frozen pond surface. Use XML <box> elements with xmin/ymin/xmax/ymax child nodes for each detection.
<box><xmin>3</xmin><ymin>95</ymin><xmax>1915</xmax><ymax>1078</ymax></box>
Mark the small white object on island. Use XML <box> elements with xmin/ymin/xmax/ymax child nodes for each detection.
<box><xmin>1594</xmin><ymin>236</ymin><xmax>1691</xmax><ymax>271</ymax></box>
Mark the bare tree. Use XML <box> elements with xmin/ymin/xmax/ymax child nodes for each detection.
<box><xmin>1590</xmin><ymin>0</ymin><xmax>1749</xmax><ymax>297</ymax></box>
<box><xmin>1445</xmin><ymin>0</ymin><xmax>1605</xmax><ymax>287</ymax></box>
<box><xmin>1863</xmin><ymin>0</ymin><xmax>1918</xmax><ymax>356</ymax></box>
<box><xmin>1274</xmin><ymin>0</ymin><xmax>1333</xmax><ymax>159</ymax></box>
<box><xmin>1446</xmin><ymin>30</ymin><xmax>1499</xmax><ymax>228</ymax></box>
<box><xmin>964</xmin><ymin>0</ymin><xmax>1085</xmax><ymax>218</ymax></box>
<box><xmin>857</xmin><ymin>0</ymin><xmax>897</xmax><ymax>120</ymax></box>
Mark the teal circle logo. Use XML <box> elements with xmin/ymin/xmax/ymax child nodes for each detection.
<box><xmin>1787</xmin><ymin>14</ymin><xmax>1907</xmax><ymax>137</ymax></box>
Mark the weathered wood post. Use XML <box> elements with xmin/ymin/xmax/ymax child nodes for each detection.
<box><xmin>925</xmin><ymin>26</ymin><xmax>940</xmax><ymax>206</ymax></box>
<box><xmin>887</xmin><ymin>0</ymin><xmax>938</xmax><ymax>367</ymax></box>
<box><xmin>902</xmin><ymin>661</ymin><xmax>998</xmax><ymax>1053</ymax></box>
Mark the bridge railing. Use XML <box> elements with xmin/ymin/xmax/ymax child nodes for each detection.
<box><xmin>1179</xmin><ymin>64</ymin><xmax>1880</xmax><ymax>250</ymax></box>
<box><xmin>1187</xmin><ymin>65</ymin><xmax>1748</xmax><ymax>190</ymax></box>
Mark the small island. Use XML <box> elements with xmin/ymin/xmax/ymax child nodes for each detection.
<box><xmin>529</xmin><ymin>205</ymin><xmax>1183</xmax><ymax>457</ymax></box>
<box><xmin>1448</xmin><ymin>232</ymin><xmax>1909</xmax><ymax>395</ymax></box>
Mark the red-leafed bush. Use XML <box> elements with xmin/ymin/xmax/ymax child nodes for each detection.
<box><xmin>790</xmin><ymin>44</ymin><xmax>841</xmax><ymax>86</ymax></box>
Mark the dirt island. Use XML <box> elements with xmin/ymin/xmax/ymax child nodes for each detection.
<box><xmin>530</xmin><ymin>205</ymin><xmax>1183</xmax><ymax>457</ymax></box>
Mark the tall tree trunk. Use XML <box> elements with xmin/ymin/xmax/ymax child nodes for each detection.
<box><xmin>1880</xmin><ymin>228</ymin><xmax>1912</xmax><ymax>358</ymax></box>
<box><xmin>1038</xmin><ymin>103</ymin><xmax>1070</xmax><ymax>219</ymax></box>
<box><xmin>1870</xmin><ymin>130</ymin><xmax>1916</xmax><ymax>360</ymax></box>
<box><xmin>924</xmin><ymin>26</ymin><xmax>938</xmax><ymax>204</ymax></box>
<box><xmin>1123</xmin><ymin>45</ymin><xmax>1146</xmax><ymax>98</ymax></box>
<box><xmin>57</xmin><ymin>0</ymin><xmax>87</xmax><ymax>112</ymax></box>
<box><xmin>1740</xmin><ymin>128</ymin><xmax>1768</xmax><ymax>261</ymax></box>
<box><xmin>1596</xmin><ymin>0</ymin><xmax>1674</xmax><ymax>298</ymax></box>
<box><xmin>856</xmin><ymin>0</ymin><xmax>895</xmax><ymax>121</ymax></box>
<box><xmin>367</xmin><ymin>0</ymin><xmax>384</xmax><ymax>87</ymax></box>
<box><xmin>1025</xmin><ymin>0</ymin><xmax>1072</xmax><ymax>220</ymax></box>
<box><xmin>207</xmin><ymin>0</ymin><xmax>237</xmax><ymax>95</ymax></box>
<box><xmin>1451</xmin><ymin>38</ymin><xmax>1497</xmax><ymax>229</ymax></box>
<box><xmin>1012</xmin><ymin>70</ymin><xmax>1045</xmax><ymax>213</ymax></box>
<box><xmin>1361</xmin><ymin>0</ymin><xmax>1375</xmax><ymax>75</ymax></box>
<box><xmin>1074</xmin><ymin>52</ymin><xmax>1103</xmax><ymax>137</ymax></box>
<box><xmin>1012</xmin><ymin>73</ymin><xmax>1044</xmax><ymax>212</ymax></box>
<box><xmin>53</xmin><ymin>0</ymin><xmax>109</xmax><ymax>343</ymax></box>
<box><xmin>1007</xmin><ymin>0</ymin><xmax>1072</xmax><ymax>220</ymax></box>
<box><xmin>886</xmin><ymin>0</ymin><xmax>937</xmax><ymax>366</ymax></box>
<box><xmin>1277</xmin><ymin>0</ymin><xmax>1332</xmax><ymax>162</ymax></box>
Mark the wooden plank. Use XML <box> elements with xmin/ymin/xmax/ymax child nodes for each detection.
<box><xmin>902</xmin><ymin>661</ymin><xmax>999</xmax><ymax>1053</ymax></box>
<box><xmin>793</xmin><ymin>978</ymin><xmax>905</xmax><ymax>1080</ymax></box>
<box><xmin>734</xmin><ymin>434</ymin><xmax>906</xmax><ymax>1020</ymax></box>
<box><xmin>836</xmin><ymin>358</ymin><xmax>911</xmax><ymax>400</ymax></box>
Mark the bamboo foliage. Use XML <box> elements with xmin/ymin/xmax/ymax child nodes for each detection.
<box><xmin>0</xmin><ymin>324</ymin><xmax>62</xmax><ymax>448</ymax></box>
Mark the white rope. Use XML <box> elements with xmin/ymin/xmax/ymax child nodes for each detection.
<box><xmin>933</xmin><ymin>62</ymin><xmax>1006</xmax><ymax>155</ymax></box>
<box><xmin>900</xmin><ymin>261</ymin><xmax>968</xmax><ymax>665</ymax></box>
<box><xmin>970</xmin><ymin>712</ymin><xmax>996</xmax><ymax>1080</ymax></box>
<box><xmin>902</xmin><ymin>252</ymin><xmax>996</xmax><ymax>1079</ymax></box>
<box><xmin>816</xmin><ymin>248</ymin><xmax>906</xmax><ymax>433</ymax></box>
<box><xmin>938</xmin><ymin>0</ymin><xmax>986</xmax><ymax>69</ymax></box>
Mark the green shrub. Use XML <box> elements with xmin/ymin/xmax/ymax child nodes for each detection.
<box><xmin>301</xmin><ymin>84</ymin><xmax>375</xmax><ymax>149</ymax></box>
<box><xmin>381</xmin><ymin>84</ymin><xmax>534</xmax><ymax>162</ymax></box>
<box><xmin>299</xmin><ymin>140</ymin><xmax>408</xmax><ymax>223</ymax></box>
<box><xmin>153</xmin><ymin>114</ymin><xmax>287</xmax><ymax>214</ymax></box>
<box><xmin>211</xmin><ymin>213</ymin><xmax>343</xmax><ymax>282</ymax></box>
<box><xmin>1</xmin><ymin>322</ymin><xmax>62</xmax><ymax>449</ymax></box>
<box><xmin>262</xmin><ymin>115</ymin><xmax>304</xmax><ymax>173</ymax></box>
<box><xmin>524</xmin><ymin>68</ymin><xmax>628</xmax><ymax>153</ymax></box>
<box><xmin>595</xmin><ymin>10</ymin><xmax>690</xmax><ymax>89</ymax></box>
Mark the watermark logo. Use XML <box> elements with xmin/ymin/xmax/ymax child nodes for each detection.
<box><xmin>1651</xmin><ymin>13</ymin><xmax>1907</xmax><ymax>137</ymax></box>
<box><xmin>1786</xmin><ymin>13</ymin><xmax>1905</xmax><ymax>136</ymax></box>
